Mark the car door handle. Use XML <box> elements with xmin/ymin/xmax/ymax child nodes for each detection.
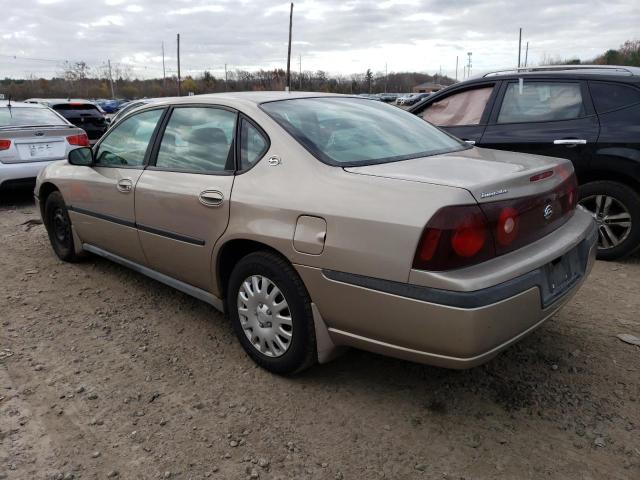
<box><xmin>199</xmin><ymin>190</ymin><xmax>224</xmax><ymax>207</ymax></box>
<box><xmin>553</xmin><ymin>139</ymin><xmax>587</xmax><ymax>146</ymax></box>
<box><xmin>462</xmin><ymin>139</ymin><xmax>476</xmax><ymax>146</ymax></box>
<box><xmin>116</xmin><ymin>178</ymin><xmax>133</xmax><ymax>193</ymax></box>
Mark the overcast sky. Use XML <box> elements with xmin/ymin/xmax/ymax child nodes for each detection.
<box><xmin>1</xmin><ymin>0</ymin><xmax>638</xmax><ymax>79</ymax></box>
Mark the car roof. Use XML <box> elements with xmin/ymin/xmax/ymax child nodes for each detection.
<box><xmin>148</xmin><ymin>91</ymin><xmax>355</xmax><ymax>108</ymax></box>
<box><xmin>25</xmin><ymin>98</ymin><xmax>98</xmax><ymax>106</ymax></box>
<box><xmin>0</xmin><ymin>100</ymin><xmax>49</xmax><ymax>108</ymax></box>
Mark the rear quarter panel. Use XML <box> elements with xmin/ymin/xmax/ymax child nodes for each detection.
<box><xmin>213</xmin><ymin>105</ymin><xmax>473</xmax><ymax>295</ymax></box>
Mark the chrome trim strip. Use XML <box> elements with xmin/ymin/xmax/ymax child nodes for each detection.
<box><xmin>82</xmin><ymin>243</ymin><xmax>223</xmax><ymax>311</ymax></box>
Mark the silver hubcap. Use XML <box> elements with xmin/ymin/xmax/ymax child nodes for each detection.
<box><xmin>237</xmin><ymin>275</ymin><xmax>293</xmax><ymax>357</ymax></box>
<box><xmin>579</xmin><ymin>194</ymin><xmax>632</xmax><ymax>250</ymax></box>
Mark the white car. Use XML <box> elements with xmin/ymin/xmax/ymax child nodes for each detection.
<box><xmin>0</xmin><ymin>101</ymin><xmax>88</xmax><ymax>190</ymax></box>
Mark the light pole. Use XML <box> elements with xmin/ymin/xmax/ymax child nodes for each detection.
<box><xmin>467</xmin><ymin>52</ymin><xmax>472</xmax><ymax>78</ymax></box>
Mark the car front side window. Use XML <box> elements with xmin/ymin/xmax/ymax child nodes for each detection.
<box><xmin>497</xmin><ymin>82</ymin><xmax>585</xmax><ymax>124</ymax></box>
<box><xmin>154</xmin><ymin>107</ymin><xmax>237</xmax><ymax>173</ymax></box>
<box><xmin>94</xmin><ymin>109</ymin><xmax>164</xmax><ymax>167</ymax></box>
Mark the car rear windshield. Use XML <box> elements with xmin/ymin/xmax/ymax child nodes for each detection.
<box><xmin>261</xmin><ymin>97</ymin><xmax>466</xmax><ymax>166</ymax></box>
<box><xmin>0</xmin><ymin>106</ymin><xmax>67</xmax><ymax>127</ymax></box>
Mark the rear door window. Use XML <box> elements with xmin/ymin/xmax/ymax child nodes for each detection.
<box><xmin>497</xmin><ymin>82</ymin><xmax>585</xmax><ymax>123</ymax></box>
<box><xmin>155</xmin><ymin>107</ymin><xmax>237</xmax><ymax>173</ymax></box>
<box><xmin>589</xmin><ymin>82</ymin><xmax>640</xmax><ymax>114</ymax></box>
<box><xmin>420</xmin><ymin>86</ymin><xmax>494</xmax><ymax>126</ymax></box>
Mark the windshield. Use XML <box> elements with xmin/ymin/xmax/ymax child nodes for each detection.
<box><xmin>0</xmin><ymin>106</ymin><xmax>67</xmax><ymax>127</ymax></box>
<box><xmin>261</xmin><ymin>97</ymin><xmax>466</xmax><ymax>166</ymax></box>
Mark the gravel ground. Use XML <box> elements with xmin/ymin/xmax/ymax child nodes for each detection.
<box><xmin>1</xmin><ymin>189</ymin><xmax>639</xmax><ymax>480</ymax></box>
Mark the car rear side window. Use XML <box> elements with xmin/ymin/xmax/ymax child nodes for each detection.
<box><xmin>589</xmin><ymin>82</ymin><xmax>640</xmax><ymax>113</ymax></box>
<box><xmin>95</xmin><ymin>109</ymin><xmax>163</xmax><ymax>167</ymax></box>
<box><xmin>155</xmin><ymin>107</ymin><xmax>236</xmax><ymax>173</ymax></box>
<box><xmin>420</xmin><ymin>86</ymin><xmax>494</xmax><ymax>126</ymax></box>
<box><xmin>239</xmin><ymin>119</ymin><xmax>268</xmax><ymax>170</ymax></box>
<box><xmin>498</xmin><ymin>82</ymin><xmax>585</xmax><ymax>123</ymax></box>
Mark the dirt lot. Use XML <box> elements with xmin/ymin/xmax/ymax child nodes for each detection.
<box><xmin>1</xmin><ymin>190</ymin><xmax>639</xmax><ymax>480</ymax></box>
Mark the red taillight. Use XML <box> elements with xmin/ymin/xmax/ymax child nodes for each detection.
<box><xmin>530</xmin><ymin>170</ymin><xmax>553</xmax><ymax>182</ymax></box>
<box><xmin>0</xmin><ymin>139</ymin><xmax>11</xmax><ymax>151</ymax></box>
<box><xmin>413</xmin><ymin>173</ymin><xmax>578</xmax><ymax>272</ymax></box>
<box><xmin>451</xmin><ymin>213</ymin><xmax>487</xmax><ymax>257</ymax></box>
<box><xmin>413</xmin><ymin>205</ymin><xmax>495</xmax><ymax>271</ymax></box>
<box><xmin>66</xmin><ymin>134</ymin><xmax>90</xmax><ymax>147</ymax></box>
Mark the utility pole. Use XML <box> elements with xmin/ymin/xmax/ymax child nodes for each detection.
<box><xmin>299</xmin><ymin>54</ymin><xmax>302</xmax><ymax>90</ymax></box>
<box><xmin>455</xmin><ymin>55</ymin><xmax>459</xmax><ymax>81</ymax></box>
<box><xmin>224</xmin><ymin>63</ymin><xmax>228</xmax><ymax>91</ymax></box>
<box><xmin>107</xmin><ymin>59</ymin><xmax>115</xmax><ymax>99</ymax></box>
<box><xmin>177</xmin><ymin>33</ymin><xmax>181</xmax><ymax>96</ymax></box>
<box><xmin>524</xmin><ymin>41</ymin><xmax>529</xmax><ymax>67</ymax></box>
<box><xmin>384</xmin><ymin>63</ymin><xmax>388</xmax><ymax>93</ymax></box>
<box><xmin>285</xmin><ymin>2</ymin><xmax>293</xmax><ymax>92</ymax></box>
<box><xmin>467</xmin><ymin>52</ymin><xmax>472</xmax><ymax>78</ymax></box>
<box><xmin>517</xmin><ymin>27</ymin><xmax>522</xmax><ymax>68</ymax></box>
<box><xmin>161</xmin><ymin>42</ymin><xmax>166</xmax><ymax>92</ymax></box>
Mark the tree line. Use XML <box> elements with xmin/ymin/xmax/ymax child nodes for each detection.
<box><xmin>1</xmin><ymin>65</ymin><xmax>454</xmax><ymax>101</ymax></box>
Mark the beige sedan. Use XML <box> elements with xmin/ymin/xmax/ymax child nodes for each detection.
<box><xmin>35</xmin><ymin>92</ymin><xmax>597</xmax><ymax>374</ymax></box>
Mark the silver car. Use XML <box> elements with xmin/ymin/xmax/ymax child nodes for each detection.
<box><xmin>0</xmin><ymin>101</ymin><xmax>88</xmax><ymax>189</ymax></box>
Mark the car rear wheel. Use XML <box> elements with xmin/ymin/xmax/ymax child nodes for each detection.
<box><xmin>44</xmin><ymin>191</ymin><xmax>84</xmax><ymax>262</ymax></box>
<box><xmin>227</xmin><ymin>251</ymin><xmax>317</xmax><ymax>374</ymax></box>
<box><xmin>578</xmin><ymin>181</ymin><xmax>640</xmax><ymax>260</ymax></box>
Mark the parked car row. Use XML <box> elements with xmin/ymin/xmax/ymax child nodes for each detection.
<box><xmin>35</xmin><ymin>91</ymin><xmax>596</xmax><ymax>375</ymax></box>
<box><xmin>409</xmin><ymin>65</ymin><xmax>640</xmax><ymax>259</ymax></box>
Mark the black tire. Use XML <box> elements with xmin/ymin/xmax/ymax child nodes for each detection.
<box><xmin>579</xmin><ymin>180</ymin><xmax>640</xmax><ymax>260</ymax></box>
<box><xmin>44</xmin><ymin>191</ymin><xmax>84</xmax><ymax>262</ymax></box>
<box><xmin>226</xmin><ymin>251</ymin><xmax>317</xmax><ymax>375</ymax></box>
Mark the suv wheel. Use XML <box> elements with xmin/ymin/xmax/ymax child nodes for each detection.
<box><xmin>227</xmin><ymin>251</ymin><xmax>317</xmax><ymax>375</ymax></box>
<box><xmin>578</xmin><ymin>181</ymin><xmax>640</xmax><ymax>260</ymax></box>
<box><xmin>44</xmin><ymin>191</ymin><xmax>84</xmax><ymax>262</ymax></box>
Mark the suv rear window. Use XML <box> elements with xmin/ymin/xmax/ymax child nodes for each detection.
<box><xmin>261</xmin><ymin>97</ymin><xmax>466</xmax><ymax>166</ymax></box>
<box><xmin>589</xmin><ymin>82</ymin><xmax>640</xmax><ymax>113</ymax></box>
<box><xmin>0</xmin><ymin>106</ymin><xmax>67</xmax><ymax>127</ymax></box>
<box><xmin>53</xmin><ymin>104</ymin><xmax>100</xmax><ymax>112</ymax></box>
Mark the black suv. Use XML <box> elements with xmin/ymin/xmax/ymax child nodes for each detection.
<box><xmin>410</xmin><ymin>65</ymin><xmax>640</xmax><ymax>260</ymax></box>
<box><xmin>25</xmin><ymin>98</ymin><xmax>109</xmax><ymax>143</ymax></box>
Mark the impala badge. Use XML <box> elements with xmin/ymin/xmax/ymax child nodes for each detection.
<box><xmin>480</xmin><ymin>188</ymin><xmax>508</xmax><ymax>199</ymax></box>
<box><xmin>544</xmin><ymin>203</ymin><xmax>553</xmax><ymax>220</ymax></box>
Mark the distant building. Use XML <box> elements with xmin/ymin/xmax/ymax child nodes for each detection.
<box><xmin>413</xmin><ymin>82</ymin><xmax>444</xmax><ymax>93</ymax></box>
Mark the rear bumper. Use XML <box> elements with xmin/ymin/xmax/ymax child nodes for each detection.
<box><xmin>296</xmin><ymin>210</ymin><xmax>597</xmax><ymax>369</ymax></box>
<box><xmin>0</xmin><ymin>160</ymin><xmax>56</xmax><ymax>188</ymax></box>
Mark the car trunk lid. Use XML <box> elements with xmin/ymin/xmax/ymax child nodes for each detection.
<box><xmin>344</xmin><ymin>146</ymin><xmax>573</xmax><ymax>203</ymax></box>
<box><xmin>0</xmin><ymin>126</ymin><xmax>76</xmax><ymax>163</ymax></box>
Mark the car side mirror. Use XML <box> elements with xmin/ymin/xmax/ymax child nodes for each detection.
<box><xmin>68</xmin><ymin>147</ymin><xmax>94</xmax><ymax>166</ymax></box>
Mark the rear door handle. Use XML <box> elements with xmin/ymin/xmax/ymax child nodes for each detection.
<box><xmin>199</xmin><ymin>190</ymin><xmax>224</xmax><ymax>207</ymax></box>
<box><xmin>116</xmin><ymin>178</ymin><xmax>133</xmax><ymax>193</ymax></box>
<box><xmin>462</xmin><ymin>139</ymin><xmax>476</xmax><ymax>146</ymax></box>
<box><xmin>553</xmin><ymin>139</ymin><xmax>587</xmax><ymax>146</ymax></box>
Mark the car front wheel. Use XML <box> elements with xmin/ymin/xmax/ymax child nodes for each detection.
<box><xmin>44</xmin><ymin>191</ymin><xmax>84</xmax><ymax>262</ymax></box>
<box><xmin>578</xmin><ymin>180</ymin><xmax>640</xmax><ymax>260</ymax></box>
<box><xmin>227</xmin><ymin>251</ymin><xmax>317</xmax><ymax>375</ymax></box>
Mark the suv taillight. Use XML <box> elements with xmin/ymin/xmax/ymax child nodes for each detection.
<box><xmin>413</xmin><ymin>174</ymin><xmax>577</xmax><ymax>271</ymax></box>
<box><xmin>66</xmin><ymin>134</ymin><xmax>90</xmax><ymax>147</ymax></box>
<box><xmin>0</xmin><ymin>139</ymin><xmax>11</xmax><ymax>151</ymax></box>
